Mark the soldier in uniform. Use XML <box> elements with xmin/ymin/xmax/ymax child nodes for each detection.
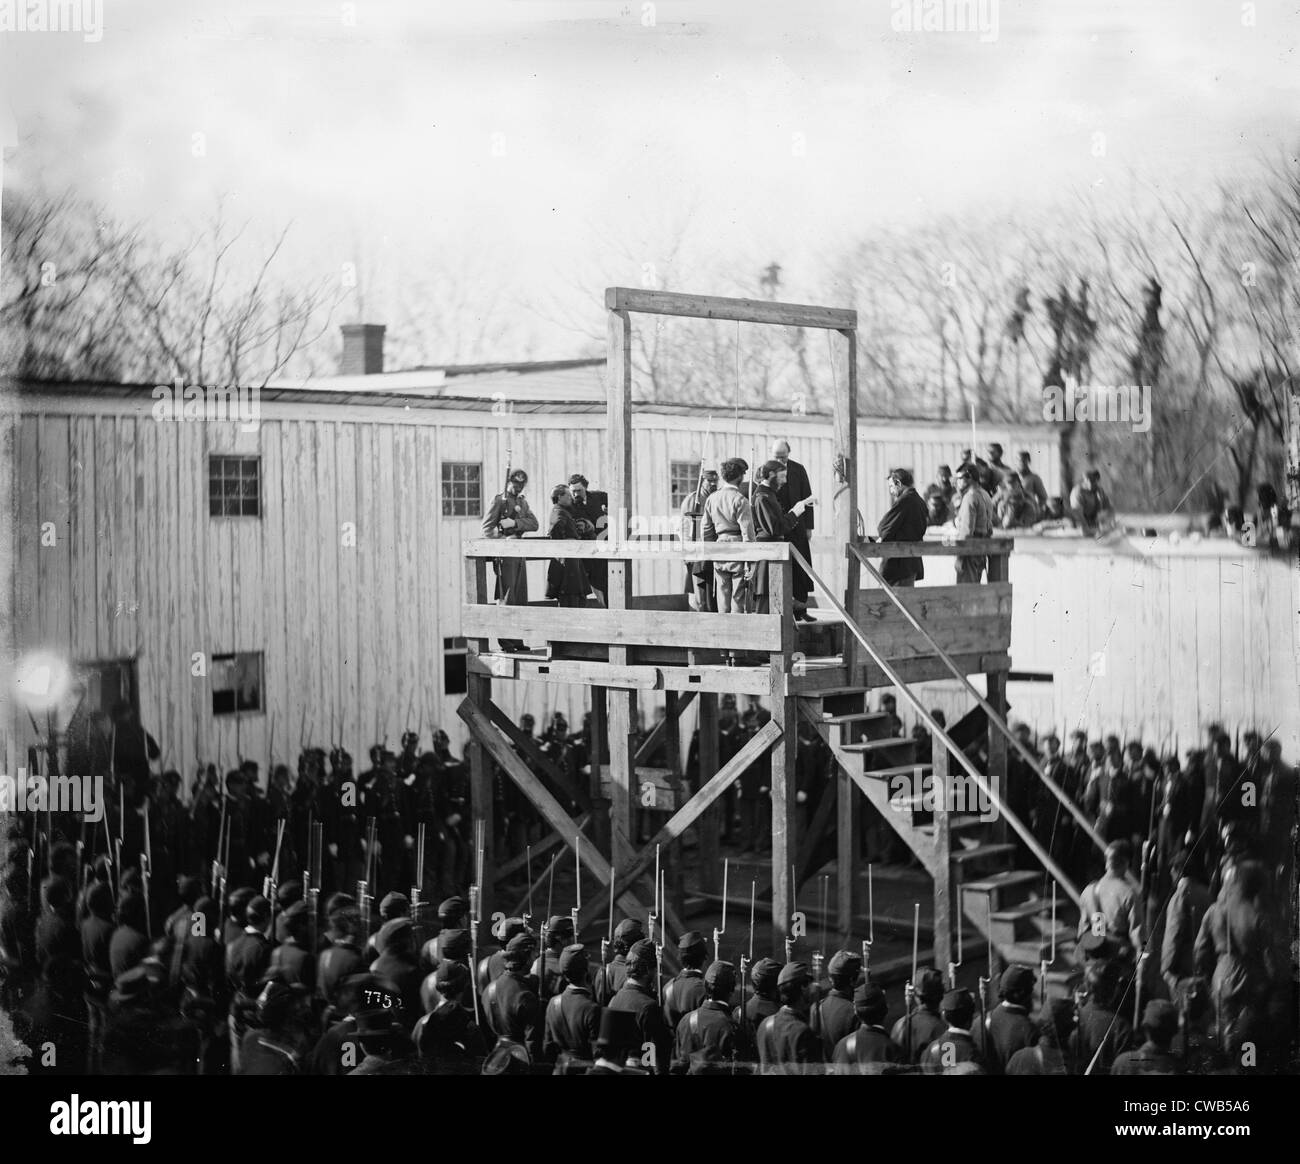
<box><xmin>733</xmin><ymin>955</ymin><xmax>781</xmax><ymax>1062</ymax></box>
<box><xmin>830</xmin><ymin>981</ymin><xmax>904</xmax><ymax>1074</ymax></box>
<box><xmin>225</xmin><ymin>895</ymin><xmax>273</xmax><ymax>1073</ymax></box>
<box><xmin>756</xmin><ymin>961</ymin><xmax>824</xmax><ymax>1075</ymax></box>
<box><xmin>317</xmin><ymin>906</ymin><xmax>366</xmax><ymax>1012</ymax></box>
<box><xmin>1078</xmin><ymin>840</ymin><xmax>1144</xmax><ymax>960</ymax></box>
<box><xmin>810</xmin><ymin>949</ymin><xmax>861</xmax><ymax>1057</ymax></box>
<box><xmin>477</xmin><ymin>916</ymin><xmax>531</xmax><ymax>993</ymax></box>
<box><xmin>541</xmin><ymin>943</ymin><xmax>601</xmax><ymax>1070</ymax></box>
<box><xmin>1071</xmin><ymin>959</ymin><xmax>1134</xmax><ymax>1073</ymax></box>
<box><xmin>920</xmin><ymin>988</ymin><xmax>985</xmax><ymax>1074</ymax></box>
<box><xmin>680</xmin><ymin>468</ymin><xmax>719</xmax><ymax>612</ymax></box>
<box><xmin>483</xmin><ymin>468</ymin><xmax>540</xmax><ymax>651</ymax></box>
<box><xmin>268</xmin><ymin>900</ymin><xmax>315</xmax><ymax>993</ymax></box>
<box><xmin>587</xmin><ymin>1008</ymin><xmax>648</xmax><ymax>1075</ymax></box>
<box><xmin>371</xmin><ymin>916</ymin><xmax>422</xmax><ymax>1029</ymax></box>
<box><xmin>593</xmin><ymin>916</ymin><xmax>644</xmax><ymax>1004</ymax></box>
<box><xmin>671</xmin><ymin>959</ymin><xmax>740</xmax><ymax>1075</ymax></box>
<box><xmin>1006</xmin><ymin>997</ymin><xmax>1077</xmax><ymax>1075</ymax></box>
<box><xmin>420</xmin><ymin>896</ymin><xmax>467</xmax><ymax>970</ymax></box>
<box><xmin>412</xmin><ymin>961</ymin><xmax>486</xmax><ymax>1072</ymax></box>
<box><xmin>530</xmin><ymin>914</ymin><xmax>574</xmax><ymax>999</ymax></box>
<box><xmin>981</xmin><ymin>964</ymin><xmax>1037</xmax><ymax>1074</ymax></box>
<box><xmin>890</xmin><ymin>967</ymin><xmax>947</xmax><ymax>1063</ymax></box>
<box><xmin>1111</xmin><ymin>999</ymin><xmax>1182</xmax><ymax>1075</ymax></box>
<box><xmin>481</xmin><ymin>930</ymin><xmax>541</xmax><ymax>1059</ymax></box>
<box><xmin>608</xmin><ymin>938</ymin><xmax>672</xmax><ymax>1075</ymax></box>
<box><xmin>239</xmin><ymin>975</ymin><xmax>311</xmax><ymax>1075</ymax></box>
<box><xmin>952</xmin><ymin>461</ymin><xmax>995</xmax><ymax>583</ymax></box>
<box><xmin>662</xmin><ymin>930</ymin><xmax>709</xmax><ymax>1029</ymax></box>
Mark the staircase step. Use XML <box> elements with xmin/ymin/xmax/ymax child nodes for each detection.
<box><xmin>815</xmin><ymin>690</ymin><xmax>870</xmax><ymax>717</ymax></box>
<box><xmin>918</xmin><ymin>816</ymin><xmax>988</xmax><ymax>836</ymax></box>
<box><xmin>949</xmin><ymin>842</ymin><xmax>1016</xmax><ymax>866</ymax></box>
<box><xmin>990</xmin><ymin>900</ymin><xmax>1050</xmax><ymax>924</ymax></box>
<box><xmin>840</xmin><ymin>738</ymin><xmax>917</xmax><ymax>756</ymax></box>
<box><xmin>856</xmin><ymin>762</ymin><xmax>932</xmax><ymax>782</ymax></box>
<box><xmin>822</xmin><ymin>710</ymin><xmax>892</xmax><ymax>726</ymax></box>
<box><xmin>961</xmin><ymin>869</ymin><xmax>1040</xmax><ymax>911</ymax></box>
<box><xmin>963</xmin><ymin>870</ymin><xmax>1041</xmax><ymax>894</ymax></box>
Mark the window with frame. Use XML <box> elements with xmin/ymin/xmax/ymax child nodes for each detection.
<box><xmin>442</xmin><ymin>462</ymin><xmax>482</xmax><ymax>517</ymax></box>
<box><xmin>443</xmin><ymin>636</ymin><xmax>468</xmax><ymax>696</ymax></box>
<box><xmin>209</xmin><ymin>455</ymin><xmax>261</xmax><ymax>517</ymax></box>
<box><xmin>670</xmin><ymin>460</ymin><xmax>700</xmax><ymax>510</ymax></box>
<box><xmin>211</xmin><ymin>652</ymin><xmax>264</xmax><ymax>715</ymax></box>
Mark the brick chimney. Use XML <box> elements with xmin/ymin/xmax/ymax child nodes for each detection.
<box><xmin>340</xmin><ymin>323</ymin><xmax>386</xmax><ymax>375</ymax></box>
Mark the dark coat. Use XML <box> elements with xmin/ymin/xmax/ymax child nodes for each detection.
<box><xmin>609</xmin><ymin>979</ymin><xmax>672</xmax><ymax>1074</ymax></box>
<box><xmin>981</xmin><ymin>1002</ymin><xmax>1036</xmax><ymax>1074</ymax></box>
<box><xmin>542</xmin><ymin>985</ymin><xmax>600</xmax><ymax>1062</ymax></box>
<box><xmin>482</xmin><ymin>969</ymin><xmax>541</xmax><ymax>1054</ymax></box>
<box><xmin>751</xmin><ymin>484</ymin><xmax>798</xmax><ymax>598</ymax></box>
<box><xmin>662</xmin><ymin>968</ymin><xmax>707</xmax><ymax>1030</ymax></box>
<box><xmin>546</xmin><ymin>505</ymin><xmax>589</xmax><ymax>603</ymax></box>
<box><xmin>830</xmin><ymin>1024</ymin><xmax>904</xmax><ymax>1074</ymax></box>
<box><xmin>225</xmin><ymin>929</ymin><xmax>271</xmax><ymax>999</ymax></box>
<box><xmin>877</xmin><ymin>487</ymin><xmax>930</xmax><ymax>583</ymax></box>
<box><xmin>776</xmin><ymin>458</ymin><xmax>814</xmax><ymax>531</ymax></box>
<box><xmin>756</xmin><ymin>1005</ymin><xmax>824</xmax><ymax>1075</ymax></box>
<box><xmin>672</xmin><ymin>999</ymin><xmax>738</xmax><ymax>1074</ymax></box>
<box><xmin>810</xmin><ymin>989</ymin><xmax>859</xmax><ymax>1058</ymax></box>
<box><xmin>890</xmin><ymin>1006</ymin><xmax>947</xmax><ymax>1063</ymax></box>
<box><xmin>920</xmin><ymin>1028</ymin><xmax>985</xmax><ymax>1074</ymax></box>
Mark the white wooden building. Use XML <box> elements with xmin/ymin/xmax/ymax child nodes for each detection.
<box><xmin>5</xmin><ymin>341</ymin><xmax>1294</xmax><ymax>778</ymax></box>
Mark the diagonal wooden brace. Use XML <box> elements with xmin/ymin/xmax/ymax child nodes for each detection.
<box><xmin>459</xmin><ymin>697</ymin><xmax>652</xmax><ymax>924</ymax></box>
<box><xmin>577</xmin><ymin>719</ymin><xmax>783</xmax><ymax>930</ymax></box>
<box><xmin>632</xmin><ymin>690</ymin><xmax>697</xmax><ymax>767</ymax></box>
<box><xmin>484</xmin><ymin>698</ymin><xmax>592</xmax><ymax>813</ymax></box>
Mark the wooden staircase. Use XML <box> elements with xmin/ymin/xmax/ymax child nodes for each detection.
<box><xmin>801</xmin><ymin>686</ymin><xmax>1083</xmax><ymax>999</ymax></box>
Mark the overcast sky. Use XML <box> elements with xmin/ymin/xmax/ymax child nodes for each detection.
<box><xmin>3</xmin><ymin>0</ymin><xmax>1298</xmax><ymax>359</ymax></box>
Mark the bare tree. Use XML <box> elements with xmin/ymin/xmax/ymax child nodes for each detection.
<box><xmin>2</xmin><ymin>191</ymin><xmax>341</xmax><ymax>387</ymax></box>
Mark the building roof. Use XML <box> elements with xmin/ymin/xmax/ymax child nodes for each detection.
<box><xmin>5</xmin><ymin>367</ymin><xmax>1060</xmax><ymax>431</ymax></box>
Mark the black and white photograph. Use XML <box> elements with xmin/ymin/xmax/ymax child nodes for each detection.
<box><xmin>0</xmin><ymin>0</ymin><xmax>1297</xmax><ymax>1115</ymax></box>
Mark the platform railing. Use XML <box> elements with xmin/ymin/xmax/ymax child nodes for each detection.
<box><xmin>462</xmin><ymin>538</ymin><xmax>796</xmax><ymax>655</ymax></box>
<box><xmin>793</xmin><ymin>545</ymin><xmax>1084</xmax><ymax>906</ymax></box>
<box><xmin>850</xmin><ymin>541</ymin><xmax>1106</xmax><ymax>857</ymax></box>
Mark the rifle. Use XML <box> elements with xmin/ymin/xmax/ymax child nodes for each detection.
<box><xmin>213</xmin><ymin>784</ymin><xmax>228</xmax><ymax>898</ymax></box>
<box><xmin>264</xmin><ymin>818</ymin><xmax>286</xmax><ymax>936</ymax></box>
<box><xmin>812</xmin><ymin>873</ymin><xmax>828</xmax><ymax>988</ymax></box>
<box><xmin>863</xmin><ymin>861</ymin><xmax>874</xmax><ymax>981</ymax></box>
<box><xmin>101</xmin><ymin>813</ymin><xmax>116</xmax><ymax>906</ymax></box>
<box><xmin>649</xmin><ymin>845</ymin><xmax>661</xmax><ymax>1000</ymax></box>
<box><xmin>570</xmin><ymin>833</ymin><xmax>582</xmax><ymax>949</ymax></box>
<box><xmin>784</xmin><ymin>862</ymin><xmax>796</xmax><ymax>964</ymax></box>
<box><xmin>140</xmin><ymin>798</ymin><xmax>153</xmax><ymax>939</ymax></box>
<box><xmin>411</xmin><ymin>821</ymin><xmax>427</xmax><ymax>953</ymax></box>
<box><xmin>657</xmin><ymin>869</ymin><xmax>667</xmax><ymax>1002</ymax></box>
<box><xmin>307</xmin><ymin>820</ymin><xmax>323</xmax><ymax>956</ymax></box>
<box><xmin>468</xmin><ymin>819</ymin><xmax>485</xmax><ymax>1031</ymax></box>
<box><xmin>904</xmin><ymin>901</ymin><xmax>920</xmax><ymax>1064</ymax></box>
<box><xmin>738</xmin><ymin>877</ymin><xmax>756</xmax><ymax>1065</ymax></box>
<box><xmin>602</xmin><ymin>852</ymin><xmax>615</xmax><ymax>968</ymax></box>
<box><xmin>358</xmin><ymin>817</ymin><xmax>377</xmax><ymax>943</ymax></box>
<box><xmin>713</xmin><ymin>858</ymin><xmax>729</xmax><ymax>964</ymax></box>
<box><xmin>521</xmin><ymin>841</ymin><xmax>534</xmax><ymax>943</ymax></box>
